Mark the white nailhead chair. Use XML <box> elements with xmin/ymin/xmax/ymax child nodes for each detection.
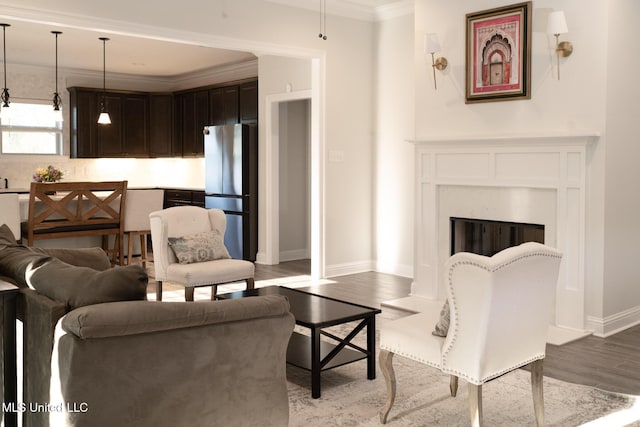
<box><xmin>379</xmin><ymin>242</ymin><xmax>563</xmax><ymax>426</ymax></box>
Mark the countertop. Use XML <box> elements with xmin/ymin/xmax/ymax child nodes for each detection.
<box><xmin>0</xmin><ymin>186</ymin><xmax>204</xmax><ymax>194</ymax></box>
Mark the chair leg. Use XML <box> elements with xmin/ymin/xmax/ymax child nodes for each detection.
<box><xmin>246</xmin><ymin>277</ymin><xmax>255</xmax><ymax>290</ymax></box>
<box><xmin>156</xmin><ymin>281</ymin><xmax>163</xmax><ymax>301</ymax></box>
<box><xmin>138</xmin><ymin>233</ymin><xmax>147</xmax><ymax>269</ymax></box>
<box><xmin>450</xmin><ymin>375</ymin><xmax>459</xmax><ymax>397</ymax></box>
<box><xmin>210</xmin><ymin>285</ymin><xmax>218</xmax><ymax>300</ymax></box>
<box><xmin>126</xmin><ymin>232</ymin><xmax>134</xmax><ymax>265</ymax></box>
<box><xmin>468</xmin><ymin>383</ymin><xmax>483</xmax><ymax>427</ymax></box>
<box><xmin>531</xmin><ymin>359</ymin><xmax>544</xmax><ymax>427</ymax></box>
<box><xmin>379</xmin><ymin>349</ymin><xmax>396</xmax><ymax>424</ymax></box>
<box><xmin>185</xmin><ymin>287</ymin><xmax>195</xmax><ymax>302</ymax></box>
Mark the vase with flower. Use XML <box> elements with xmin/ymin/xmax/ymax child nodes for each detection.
<box><xmin>33</xmin><ymin>165</ymin><xmax>63</xmax><ymax>195</ymax></box>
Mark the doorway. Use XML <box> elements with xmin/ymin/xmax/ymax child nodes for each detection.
<box><xmin>278</xmin><ymin>99</ymin><xmax>311</xmax><ymax>262</ymax></box>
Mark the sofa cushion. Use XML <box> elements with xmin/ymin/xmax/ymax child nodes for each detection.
<box><xmin>168</xmin><ymin>230</ymin><xmax>230</xmax><ymax>264</ymax></box>
<box><xmin>29</xmin><ymin>247</ymin><xmax>111</xmax><ymax>271</ymax></box>
<box><xmin>26</xmin><ymin>259</ymin><xmax>148</xmax><ymax>310</ymax></box>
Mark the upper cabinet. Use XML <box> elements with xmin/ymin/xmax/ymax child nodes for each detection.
<box><xmin>68</xmin><ymin>78</ymin><xmax>257</xmax><ymax>159</ymax></box>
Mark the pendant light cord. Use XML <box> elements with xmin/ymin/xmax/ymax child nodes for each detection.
<box><xmin>0</xmin><ymin>23</ymin><xmax>10</xmax><ymax>108</ymax></box>
<box><xmin>318</xmin><ymin>0</ymin><xmax>327</xmax><ymax>40</ymax></box>
<box><xmin>2</xmin><ymin>24</ymin><xmax>6</xmax><ymax>89</ymax></box>
<box><xmin>52</xmin><ymin>31</ymin><xmax>62</xmax><ymax>110</ymax></box>
<box><xmin>99</xmin><ymin>37</ymin><xmax>109</xmax><ymax>109</ymax></box>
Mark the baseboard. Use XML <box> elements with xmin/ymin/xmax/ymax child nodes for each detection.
<box><xmin>375</xmin><ymin>260</ymin><xmax>413</xmax><ymax>278</ymax></box>
<box><xmin>325</xmin><ymin>260</ymin><xmax>375</xmax><ymax>278</ymax></box>
<box><xmin>586</xmin><ymin>304</ymin><xmax>640</xmax><ymax>337</ymax></box>
<box><xmin>279</xmin><ymin>249</ymin><xmax>310</xmax><ymax>262</ymax></box>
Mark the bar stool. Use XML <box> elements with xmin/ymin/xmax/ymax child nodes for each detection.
<box><xmin>0</xmin><ymin>193</ymin><xmax>21</xmax><ymax>242</ymax></box>
<box><xmin>123</xmin><ymin>189</ymin><xmax>164</xmax><ymax>269</ymax></box>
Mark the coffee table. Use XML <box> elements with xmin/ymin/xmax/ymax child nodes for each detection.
<box><xmin>217</xmin><ymin>286</ymin><xmax>381</xmax><ymax>398</ymax></box>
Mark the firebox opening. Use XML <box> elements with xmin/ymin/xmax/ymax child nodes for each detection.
<box><xmin>450</xmin><ymin>217</ymin><xmax>544</xmax><ymax>257</ymax></box>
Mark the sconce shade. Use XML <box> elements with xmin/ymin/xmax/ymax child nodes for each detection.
<box><xmin>424</xmin><ymin>33</ymin><xmax>441</xmax><ymax>54</ymax></box>
<box><xmin>547</xmin><ymin>11</ymin><xmax>568</xmax><ymax>35</ymax></box>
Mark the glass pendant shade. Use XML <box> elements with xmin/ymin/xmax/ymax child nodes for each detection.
<box><xmin>97</xmin><ymin>111</ymin><xmax>111</xmax><ymax>124</ymax></box>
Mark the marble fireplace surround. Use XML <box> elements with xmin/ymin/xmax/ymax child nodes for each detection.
<box><xmin>383</xmin><ymin>132</ymin><xmax>599</xmax><ymax>345</ymax></box>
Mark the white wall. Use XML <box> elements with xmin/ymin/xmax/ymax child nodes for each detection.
<box><xmin>373</xmin><ymin>12</ymin><xmax>415</xmax><ymax>277</ymax></box>
<box><xmin>412</xmin><ymin>0</ymin><xmax>640</xmax><ymax>334</ymax></box>
<box><xmin>602</xmin><ymin>0</ymin><xmax>640</xmax><ymax>329</ymax></box>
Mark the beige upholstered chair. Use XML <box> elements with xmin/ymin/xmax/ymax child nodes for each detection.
<box><xmin>149</xmin><ymin>206</ymin><xmax>255</xmax><ymax>301</ymax></box>
<box><xmin>123</xmin><ymin>189</ymin><xmax>164</xmax><ymax>269</ymax></box>
<box><xmin>0</xmin><ymin>193</ymin><xmax>20</xmax><ymax>241</ymax></box>
<box><xmin>379</xmin><ymin>242</ymin><xmax>563</xmax><ymax>427</ymax></box>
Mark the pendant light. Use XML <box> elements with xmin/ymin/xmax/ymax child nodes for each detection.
<box><xmin>51</xmin><ymin>31</ymin><xmax>63</xmax><ymax>122</ymax></box>
<box><xmin>97</xmin><ymin>37</ymin><xmax>111</xmax><ymax>125</ymax></box>
<box><xmin>0</xmin><ymin>23</ymin><xmax>10</xmax><ymax>121</ymax></box>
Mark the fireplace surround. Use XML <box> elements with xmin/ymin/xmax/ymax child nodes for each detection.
<box><xmin>383</xmin><ymin>132</ymin><xmax>599</xmax><ymax>344</ymax></box>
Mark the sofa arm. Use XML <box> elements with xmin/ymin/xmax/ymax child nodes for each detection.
<box><xmin>61</xmin><ymin>295</ymin><xmax>292</xmax><ymax>339</ymax></box>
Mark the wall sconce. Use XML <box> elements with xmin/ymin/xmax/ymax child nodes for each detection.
<box><xmin>547</xmin><ymin>11</ymin><xmax>573</xmax><ymax>80</ymax></box>
<box><xmin>424</xmin><ymin>34</ymin><xmax>447</xmax><ymax>90</ymax></box>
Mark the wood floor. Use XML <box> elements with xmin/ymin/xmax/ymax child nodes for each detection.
<box><xmin>256</xmin><ymin>259</ymin><xmax>640</xmax><ymax>396</ymax></box>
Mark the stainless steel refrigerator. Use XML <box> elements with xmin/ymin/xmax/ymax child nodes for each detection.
<box><xmin>204</xmin><ymin>124</ymin><xmax>258</xmax><ymax>261</ymax></box>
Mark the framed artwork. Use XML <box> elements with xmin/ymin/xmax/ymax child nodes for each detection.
<box><xmin>465</xmin><ymin>2</ymin><xmax>532</xmax><ymax>104</ymax></box>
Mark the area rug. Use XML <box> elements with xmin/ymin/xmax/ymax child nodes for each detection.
<box><xmin>285</xmin><ymin>329</ymin><xmax>640</xmax><ymax>427</ymax></box>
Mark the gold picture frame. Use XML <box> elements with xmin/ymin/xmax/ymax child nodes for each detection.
<box><xmin>465</xmin><ymin>1</ymin><xmax>532</xmax><ymax>104</ymax></box>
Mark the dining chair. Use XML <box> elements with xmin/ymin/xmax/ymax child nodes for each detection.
<box><xmin>123</xmin><ymin>189</ymin><xmax>164</xmax><ymax>269</ymax></box>
<box><xmin>0</xmin><ymin>193</ymin><xmax>21</xmax><ymax>241</ymax></box>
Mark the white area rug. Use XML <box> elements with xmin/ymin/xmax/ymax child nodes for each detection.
<box><xmin>285</xmin><ymin>321</ymin><xmax>640</xmax><ymax>427</ymax></box>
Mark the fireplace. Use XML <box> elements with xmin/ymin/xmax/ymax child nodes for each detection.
<box><xmin>382</xmin><ymin>133</ymin><xmax>598</xmax><ymax>344</ymax></box>
<box><xmin>450</xmin><ymin>217</ymin><xmax>544</xmax><ymax>257</ymax></box>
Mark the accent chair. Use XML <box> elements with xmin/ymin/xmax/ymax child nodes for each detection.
<box><xmin>378</xmin><ymin>242</ymin><xmax>563</xmax><ymax>426</ymax></box>
<box><xmin>149</xmin><ymin>206</ymin><xmax>255</xmax><ymax>301</ymax></box>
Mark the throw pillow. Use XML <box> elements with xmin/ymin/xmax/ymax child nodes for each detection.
<box><xmin>168</xmin><ymin>230</ymin><xmax>230</xmax><ymax>264</ymax></box>
<box><xmin>432</xmin><ymin>300</ymin><xmax>450</xmax><ymax>337</ymax></box>
<box><xmin>29</xmin><ymin>247</ymin><xmax>111</xmax><ymax>271</ymax></box>
<box><xmin>26</xmin><ymin>259</ymin><xmax>148</xmax><ymax>310</ymax></box>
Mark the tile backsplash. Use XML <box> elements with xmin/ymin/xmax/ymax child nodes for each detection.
<box><xmin>0</xmin><ymin>156</ymin><xmax>205</xmax><ymax>190</ymax></box>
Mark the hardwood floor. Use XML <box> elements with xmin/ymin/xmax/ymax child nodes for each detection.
<box><xmin>256</xmin><ymin>259</ymin><xmax>640</xmax><ymax>396</ymax></box>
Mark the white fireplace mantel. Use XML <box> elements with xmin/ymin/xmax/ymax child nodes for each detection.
<box><xmin>384</xmin><ymin>131</ymin><xmax>600</xmax><ymax>345</ymax></box>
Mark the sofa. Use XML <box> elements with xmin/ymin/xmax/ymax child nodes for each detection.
<box><xmin>0</xmin><ymin>224</ymin><xmax>295</xmax><ymax>427</ymax></box>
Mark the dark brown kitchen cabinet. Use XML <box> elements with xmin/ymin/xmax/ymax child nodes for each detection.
<box><xmin>122</xmin><ymin>94</ymin><xmax>149</xmax><ymax>157</ymax></box>
<box><xmin>163</xmin><ymin>189</ymin><xmax>205</xmax><ymax>208</ymax></box>
<box><xmin>179</xmin><ymin>90</ymin><xmax>208</xmax><ymax>157</ymax></box>
<box><xmin>69</xmin><ymin>87</ymin><xmax>150</xmax><ymax>158</ymax></box>
<box><xmin>69</xmin><ymin>88</ymin><xmax>98</xmax><ymax>158</ymax></box>
<box><xmin>69</xmin><ymin>79</ymin><xmax>257</xmax><ymax>159</ymax></box>
<box><xmin>209</xmin><ymin>85</ymin><xmax>239</xmax><ymax>126</ymax></box>
<box><xmin>96</xmin><ymin>93</ymin><xmax>124</xmax><ymax>157</ymax></box>
<box><xmin>149</xmin><ymin>94</ymin><xmax>175</xmax><ymax>157</ymax></box>
<box><xmin>239</xmin><ymin>81</ymin><xmax>258</xmax><ymax>124</ymax></box>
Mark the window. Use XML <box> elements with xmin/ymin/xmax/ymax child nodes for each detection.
<box><xmin>0</xmin><ymin>101</ymin><xmax>63</xmax><ymax>155</ymax></box>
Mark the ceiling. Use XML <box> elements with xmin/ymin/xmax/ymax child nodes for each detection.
<box><xmin>1</xmin><ymin>0</ymin><xmax>407</xmax><ymax>78</ymax></box>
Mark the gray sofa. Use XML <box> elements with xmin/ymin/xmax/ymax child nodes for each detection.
<box><xmin>0</xmin><ymin>224</ymin><xmax>295</xmax><ymax>427</ymax></box>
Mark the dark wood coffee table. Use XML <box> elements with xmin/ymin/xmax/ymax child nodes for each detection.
<box><xmin>217</xmin><ymin>286</ymin><xmax>381</xmax><ymax>398</ymax></box>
